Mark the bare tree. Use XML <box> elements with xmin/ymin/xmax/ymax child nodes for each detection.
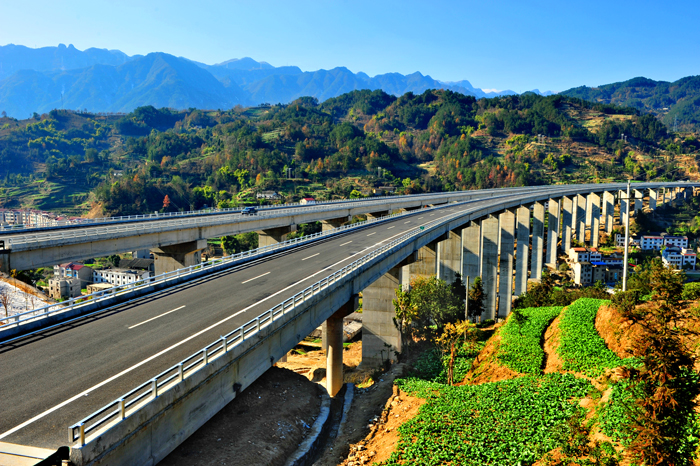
<box><xmin>0</xmin><ymin>288</ymin><xmax>10</xmax><ymax>318</ymax></box>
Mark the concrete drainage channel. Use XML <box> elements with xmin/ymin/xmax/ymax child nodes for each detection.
<box><xmin>284</xmin><ymin>383</ymin><xmax>355</xmax><ymax>466</ymax></box>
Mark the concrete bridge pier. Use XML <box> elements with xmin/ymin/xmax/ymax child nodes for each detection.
<box><xmin>561</xmin><ymin>196</ymin><xmax>573</xmax><ymax>253</ymax></box>
<box><xmin>546</xmin><ymin>198</ymin><xmax>560</xmax><ymax>268</ymax></box>
<box><xmin>151</xmin><ymin>239</ymin><xmax>207</xmax><ymax>275</ymax></box>
<box><xmin>480</xmin><ymin>216</ymin><xmax>499</xmax><ymax>321</ymax></box>
<box><xmin>576</xmin><ymin>194</ymin><xmax>586</xmax><ymax>243</ymax></box>
<box><xmin>461</xmin><ymin>222</ymin><xmax>480</xmax><ymax>291</ymax></box>
<box><xmin>361</xmin><ymin>243</ymin><xmax>435</xmax><ymax>366</ymax></box>
<box><xmin>321</xmin><ymin>216</ymin><xmax>351</xmax><ymax>232</ymax></box>
<box><xmin>0</xmin><ymin>250</ymin><xmax>9</xmax><ymax>274</ymax></box>
<box><xmin>514</xmin><ymin>206</ymin><xmax>530</xmax><ymax>296</ymax></box>
<box><xmin>619</xmin><ymin>191</ymin><xmax>628</xmax><ymax>227</ymax></box>
<box><xmin>588</xmin><ymin>193</ymin><xmax>601</xmax><ymax>247</ymax></box>
<box><xmin>325</xmin><ymin>297</ymin><xmax>357</xmax><ymax>397</ymax></box>
<box><xmin>633</xmin><ymin>189</ymin><xmax>644</xmax><ymax>214</ymax></box>
<box><xmin>649</xmin><ymin>189</ymin><xmax>658</xmax><ymax>210</ymax></box>
<box><xmin>531</xmin><ymin>202</ymin><xmax>545</xmax><ymax>281</ymax></box>
<box><xmin>437</xmin><ymin>230</ymin><xmax>462</xmax><ymax>285</ymax></box>
<box><xmin>498</xmin><ymin>210</ymin><xmax>515</xmax><ymax>318</ymax></box>
<box><xmin>603</xmin><ymin>191</ymin><xmax>615</xmax><ymax>234</ymax></box>
<box><xmin>257</xmin><ymin>225</ymin><xmax>297</xmax><ymax>247</ymax></box>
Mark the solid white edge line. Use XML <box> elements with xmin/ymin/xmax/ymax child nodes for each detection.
<box><xmin>128</xmin><ymin>306</ymin><xmax>185</xmax><ymax>329</ymax></box>
<box><xmin>241</xmin><ymin>272</ymin><xmax>271</xmax><ymax>284</ymax></box>
<box><xmin>301</xmin><ymin>253</ymin><xmax>320</xmax><ymax>261</ymax></box>
<box><xmin>0</xmin><ymin>207</ymin><xmax>460</xmax><ymax>440</ymax></box>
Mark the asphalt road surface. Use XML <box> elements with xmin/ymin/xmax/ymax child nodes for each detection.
<box><xmin>0</xmin><ymin>195</ymin><xmax>526</xmax><ymax>449</ymax></box>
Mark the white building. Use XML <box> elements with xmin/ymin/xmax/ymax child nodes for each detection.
<box><xmin>663</xmin><ymin>235</ymin><xmax>688</xmax><ymax>249</ymax></box>
<box><xmin>640</xmin><ymin>235</ymin><xmax>664</xmax><ymax>251</ymax></box>
<box><xmin>662</xmin><ymin>247</ymin><xmax>697</xmax><ymax>270</ymax></box>
<box><xmin>300</xmin><ymin>197</ymin><xmax>316</xmax><ymax>205</ymax></box>
<box><xmin>569</xmin><ymin>247</ymin><xmax>589</xmax><ymax>263</ymax></box>
<box><xmin>93</xmin><ymin>268</ymin><xmax>151</xmax><ymax>287</ymax></box>
<box><xmin>588</xmin><ymin>248</ymin><xmax>602</xmax><ymax>262</ymax></box>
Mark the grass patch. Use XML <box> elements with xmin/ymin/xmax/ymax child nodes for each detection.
<box><xmin>497</xmin><ymin>306</ymin><xmax>563</xmax><ymax>374</ymax></box>
<box><xmin>386</xmin><ymin>374</ymin><xmax>591</xmax><ymax>465</ymax></box>
<box><xmin>557</xmin><ymin>298</ymin><xmax>631</xmax><ymax>377</ymax></box>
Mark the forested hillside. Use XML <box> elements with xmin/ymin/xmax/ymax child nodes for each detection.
<box><xmin>562</xmin><ymin>76</ymin><xmax>700</xmax><ymax>131</ymax></box>
<box><xmin>0</xmin><ymin>89</ymin><xmax>698</xmax><ymax>216</ymax></box>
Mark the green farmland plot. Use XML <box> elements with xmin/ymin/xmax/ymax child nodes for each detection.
<box><xmin>497</xmin><ymin>306</ymin><xmax>563</xmax><ymax>374</ymax></box>
<box><xmin>386</xmin><ymin>374</ymin><xmax>591</xmax><ymax>466</ymax></box>
<box><xmin>557</xmin><ymin>298</ymin><xmax>632</xmax><ymax>377</ymax></box>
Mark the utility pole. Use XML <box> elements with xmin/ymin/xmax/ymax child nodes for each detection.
<box><xmin>622</xmin><ymin>180</ymin><xmax>631</xmax><ymax>291</ymax></box>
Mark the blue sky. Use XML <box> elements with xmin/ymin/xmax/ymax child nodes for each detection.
<box><xmin>1</xmin><ymin>0</ymin><xmax>698</xmax><ymax>93</ymax></box>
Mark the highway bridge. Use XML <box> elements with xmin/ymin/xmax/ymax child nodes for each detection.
<box><xmin>0</xmin><ymin>182</ymin><xmax>695</xmax><ymax>466</ymax></box>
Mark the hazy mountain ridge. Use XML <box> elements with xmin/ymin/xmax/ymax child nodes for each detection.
<box><xmin>0</xmin><ymin>44</ymin><xmax>546</xmax><ymax>117</ymax></box>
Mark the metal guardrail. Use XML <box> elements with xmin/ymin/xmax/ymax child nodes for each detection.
<box><xmin>66</xmin><ymin>195</ymin><xmax>472</xmax><ymax>446</ymax></box>
<box><xmin>1</xmin><ymin>193</ymin><xmax>466</xmax><ymax>250</ymax></box>
<box><xmin>64</xmin><ymin>181</ymin><xmax>699</xmax><ymax>446</ymax></box>
<box><xmin>0</xmin><ymin>208</ymin><xmax>416</xmax><ymax>332</ymax></box>
<box><xmin>65</xmin><ymin>181</ymin><xmax>698</xmax><ymax>445</ymax></box>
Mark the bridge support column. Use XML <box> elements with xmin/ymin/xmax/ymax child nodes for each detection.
<box><xmin>407</xmin><ymin>242</ymin><xmax>437</xmax><ymax>281</ymax></box>
<box><xmin>562</xmin><ymin>196</ymin><xmax>573</xmax><ymax>254</ymax></box>
<box><xmin>480</xmin><ymin>216</ymin><xmax>499</xmax><ymax>321</ymax></box>
<box><xmin>0</xmin><ymin>250</ymin><xmax>9</xmax><ymax>274</ymax></box>
<box><xmin>546</xmin><ymin>198</ymin><xmax>560</xmax><ymax>268</ymax></box>
<box><xmin>531</xmin><ymin>202</ymin><xmax>545</xmax><ymax>281</ymax></box>
<box><xmin>257</xmin><ymin>225</ymin><xmax>297</xmax><ymax>247</ymax></box>
<box><xmin>321</xmin><ymin>216</ymin><xmax>351</xmax><ymax>232</ymax></box>
<box><xmin>362</xmin><ymin>267</ymin><xmax>403</xmax><ymax>366</ymax></box>
<box><xmin>461</xmin><ymin>223</ymin><xmax>480</xmax><ymax>289</ymax></box>
<box><xmin>498</xmin><ymin>210</ymin><xmax>515</xmax><ymax>318</ymax></box>
<box><xmin>151</xmin><ymin>239</ymin><xmax>207</xmax><ymax>275</ymax></box>
<box><xmin>325</xmin><ymin>298</ymin><xmax>356</xmax><ymax>397</ymax></box>
<box><xmin>633</xmin><ymin>189</ymin><xmax>644</xmax><ymax>215</ymax></box>
<box><xmin>602</xmin><ymin>191</ymin><xmax>615</xmax><ymax>233</ymax></box>
<box><xmin>437</xmin><ymin>230</ymin><xmax>461</xmax><ymax>285</ymax></box>
<box><xmin>649</xmin><ymin>189</ymin><xmax>658</xmax><ymax>210</ymax></box>
<box><xmin>588</xmin><ymin>193</ymin><xmax>601</xmax><ymax>247</ymax></box>
<box><xmin>514</xmin><ymin>206</ymin><xmax>530</xmax><ymax>296</ymax></box>
<box><xmin>576</xmin><ymin>194</ymin><xmax>586</xmax><ymax>243</ymax></box>
<box><xmin>619</xmin><ymin>191</ymin><xmax>628</xmax><ymax>227</ymax></box>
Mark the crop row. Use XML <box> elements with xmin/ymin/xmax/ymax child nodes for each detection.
<box><xmin>497</xmin><ymin>306</ymin><xmax>563</xmax><ymax>374</ymax></box>
<box><xmin>556</xmin><ymin>298</ymin><xmax>629</xmax><ymax>377</ymax></box>
<box><xmin>387</xmin><ymin>374</ymin><xmax>591</xmax><ymax>465</ymax></box>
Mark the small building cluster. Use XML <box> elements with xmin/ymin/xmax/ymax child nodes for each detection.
<box><xmin>615</xmin><ymin>233</ymin><xmax>688</xmax><ymax>250</ymax></box>
<box><xmin>661</xmin><ymin>246</ymin><xmax>696</xmax><ymax>270</ymax></box>
<box><xmin>47</xmin><ymin>256</ymin><xmax>154</xmax><ymax>300</ymax></box>
<box><xmin>0</xmin><ymin>208</ymin><xmax>81</xmax><ymax>228</ymax></box>
<box><xmin>568</xmin><ymin>247</ymin><xmax>624</xmax><ymax>286</ymax></box>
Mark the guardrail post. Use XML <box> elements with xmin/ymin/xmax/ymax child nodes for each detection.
<box><xmin>222</xmin><ymin>336</ymin><xmax>228</xmax><ymax>353</ymax></box>
<box><xmin>119</xmin><ymin>398</ymin><xmax>126</xmax><ymax>419</ymax></box>
<box><xmin>256</xmin><ymin>317</ymin><xmax>260</xmax><ymax>332</ymax></box>
<box><xmin>79</xmin><ymin>422</ymin><xmax>85</xmax><ymax>446</ymax></box>
<box><xmin>152</xmin><ymin>378</ymin><xmax>158</xmax><ymax>398</ymax></box>
<box><xmin>204</xmin><ymin>347</ymin><xmax>209</xmax><ymax>364</ymax></box>
<box><xmin>178</xmin><ymin>363</ymin><xmax>184</xmax><ymax>381</ymax></box>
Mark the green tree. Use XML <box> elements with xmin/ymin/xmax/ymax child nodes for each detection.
<box><xmin>467</xmin><ymin>276</ymin><xmax>486</xmax><ymax>321</ymax></box>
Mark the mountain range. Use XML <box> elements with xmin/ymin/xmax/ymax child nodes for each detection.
<box><xmin>0</xmin><ymin>43</ymin><xmax>554</xmax><ymax>118</ymax></box>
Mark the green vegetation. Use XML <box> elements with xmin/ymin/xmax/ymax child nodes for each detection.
<box><xmin>2</xmin><ymin>88</ymin><xmax>697</xmax><ymax>214</ymax></box>
<box><xmin>386</xmin><ymin>374</ymin><xmax>591</xmax><ymax>466</ymax></box>
<box><xmin>557</xmin><ymin>298</ymin><xmax>628</xmax><ymax>377</ymax></box>
<box><xmin>497</xmin><ymin>306</ymin><xmax>562</xmax><ymax>374</ymax></box>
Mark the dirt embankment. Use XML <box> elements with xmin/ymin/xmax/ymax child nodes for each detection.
<box><xmin>160</xmin><ymin>367</ymin><xmax>322</xmax><ymax>466</ymax></box>
<box><xmin>543</xmin><ymin>315</ymin><xmax>564</xmax><ymax>374</ymax></box>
